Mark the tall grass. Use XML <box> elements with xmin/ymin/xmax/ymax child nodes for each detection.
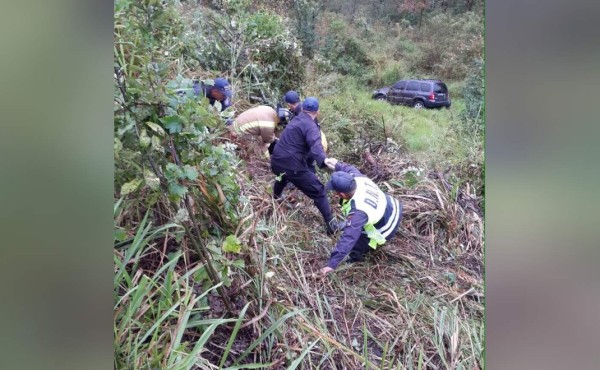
<box><xmin>222</xmin><ymin>153</ymin><xmax>484</xmax><ymax>369</ymax></box>
<box><xmin>113</xmin><ymin>203</ymin><xmax>301</xmax><ymax>369</ymax></box>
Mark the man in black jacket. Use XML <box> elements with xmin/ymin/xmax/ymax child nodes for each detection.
<box><xmin>192</xmin><ymin>77</ymin><xmax>233</xmax><ymax>112</ymax></box>
<box><xmin>270</xmin><ymin>97</ymin><xmax>341</xmax><ymax>235</ymax></box>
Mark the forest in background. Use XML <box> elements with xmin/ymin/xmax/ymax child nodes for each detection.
<box><xmin>114</xmin><ymin>0</ymin><xmax>484</xmax><ymax>368</ymax></box>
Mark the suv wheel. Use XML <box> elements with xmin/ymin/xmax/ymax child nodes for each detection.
<box><xmin>375</xmin><ymin>95</ymin><xmax>386</xmax><ymax>101</ymax></box>
<box><xmin>413</xmin><ymin>100</ymin><xmax>425</xmax><ymax>109</ymax></box>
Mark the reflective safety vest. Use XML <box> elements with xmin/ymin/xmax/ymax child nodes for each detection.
<box><xmin>232</xmin><ymin>106</ymin><xmax>278</xmax><ymax>143</ymax></box>
<box><xmin>341</xmin><ymin>177</ymin><xmax>402</xmax><ymax>249</ymax></box>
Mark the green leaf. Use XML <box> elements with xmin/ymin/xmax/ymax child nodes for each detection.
<box><xmin>161</xmin><ymin>116</ymin><xmax>182</xmax><ymax>134</ymax></box>
<box><xmin>182</xmin><ymin>165</ymin><xmax>198</xmax><ymax>180</ymax></box>
<box><xmin>144</xmin><ymin>169</ymin><xmax>160</xmax><ymax>190</ymax></box>
<box><xmin>212</xmin><ymin>100</ymin><xmax>223</xmax><ymax>112</ymax></box>
<box><xmin>145</xmin><ymin>121</ymin><xmax>165</xmax><ymax>136</ymax></box>
<box><xmin>151</xmin><ymin>135</ymin><xmax>163</xmax><ymax>153</ymax></box>
<box><xmin>194</xmin><ymin>267</ymin><xmax>208</xmax><ymax>283</ymax></box>
<box><xmin>222</xmin><ymin>235</ymin><xmax>241</xmax><ymax>254</ymax></box>
<box><xmin>232</xmin><ymin>259</ymin><xmax>245</xmax><ymax>269</ymax></box>
<box><xmin>169</xmin><ymin>183</ymin><xmax>187</xmax><ymax>198</ymax></box>
<box><xmin>139</xmin><ymin>129</ymin><xmax>151</xmax><ymax>148</ymax></box>
<box><xmin>222</xmin><ymin>274</ymin><xmax>232</xmax><ymax>287</ymax></box>
<box><xmin>166</xmin><ymin>163</ymin><xmax>179</xmax><ymax>172</ymax></box>
<box><xmin>117</xmin><ymin>121</ymin><xmax>135</xmax><ymax>137</ymax></box>
<box><xmin>121</xmin><ymin>179</ymin><xmax>142</xmax><ymax>195</ymax></box>
<box><xmin>181</xmin><ymin>78</ymin><xmax>193</xmax><ymax>87</ymax></box>
<box><xmin>165</xmin><ymin>163</ymin><xmax>183</xmax><ymax>181</ymax></box>
<box><xmin>166</xmin><ymin>79</ymin><xmax>178</xmax><ymax>89</ymax></box>
<box><xmin>173</xmin><ymin>207</ymin><xmax>189</xmax><ymax>223</ymax></box>
<box><xmin>114</xmin><ymin>228</ymin><xmax>127</xmax><ymax>242</ymax></box>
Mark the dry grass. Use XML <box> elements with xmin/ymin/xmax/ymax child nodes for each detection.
<box><xmin>211</xmin><ymin>141</ymin><xmax>484</xmax><ymax>369</ymax></box>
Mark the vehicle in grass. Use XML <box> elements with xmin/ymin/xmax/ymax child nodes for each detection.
<box><xmin>372</xmin><ymin>79</ymin><xmax>451</xmax><ymax>109</ymax></box>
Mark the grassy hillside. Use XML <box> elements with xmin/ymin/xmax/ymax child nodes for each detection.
<box><xmin>114</xmin><ymin>1</ymin><xmax>484</xmax><ymax>368</ymax></box>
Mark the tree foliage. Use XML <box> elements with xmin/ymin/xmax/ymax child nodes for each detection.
<box><xmin>114</xmin><ymin>0</ymin><xmax>245</xmax><ymax>332</ymax></box>
<box><xmin>462</xmin><ymin>58</ymin><xmax>485</xmax><ymax>127</ymax></box>
<box><xmin>182</xmin><ymin>5</ymin><xmax>305</xmax><ymax>104</ymax></box>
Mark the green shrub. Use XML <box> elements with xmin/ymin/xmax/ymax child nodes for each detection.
<box><xmin>394</xmin><ymin>38</ymin><xmax>417</xmax><ymax>58</ymax></box>
<box><xmin>407</xmin><ymin>12</ymin><xmax>483</xmax><ymax>80</ymax></box>
<box><xmin>293</xmin><ymin>0</ymin><xmax>320</xmax><ymax>59</ymax></box>
<box><xmin>318</xmin><ymin>16</ymin><xmax>372</xmax><ymax>77</ymax></box>
<box><xmin>182</xmin><ymin>7</ymin><xmax>305</xmax><ymax>104</ymax></box>
<box><xmin>462</xmin><ymin>58</ymin><xmax>484</xmax><ymax>127</ymax></box>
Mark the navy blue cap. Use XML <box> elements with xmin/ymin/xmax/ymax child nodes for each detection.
<box><xmin>325</xmin><ymin>171</ymin><xmax>357</xmax><ymax>193</ymax></box>
<box><xmin>284</xmin><ymin>91</ymin><xmax>300</xmax><ymax>104</ymax></box>
<box><xmin>214</xmin><ymin>77</ymin><xmax>232</xmax><ymax>97</ymax></box>
<box><xmin>302</xmin><ymin>97</ymin><xmax>319</xmax><ymax>112</ymax></box>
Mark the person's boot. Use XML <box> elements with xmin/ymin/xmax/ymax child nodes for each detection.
<box><xmin>347</xmin><ymin>250</ymin><xmax>366</xmax><ymax>263</ymax></box>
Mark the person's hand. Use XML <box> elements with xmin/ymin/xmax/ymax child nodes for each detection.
<box><xmin>321</xmin><ymin>266</ymin><xmax>334</xmax><ymax>275</ymax></box>
<box><xmin>324</xmin><ymin>157</ymin><xmax>338</xmax><ymax>170</ymax></box>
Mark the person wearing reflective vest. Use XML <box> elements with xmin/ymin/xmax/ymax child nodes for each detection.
<box><xmin>321</xmin><ymin>160</ymin><xmax>403</xmax><ymax>275</ymax></box>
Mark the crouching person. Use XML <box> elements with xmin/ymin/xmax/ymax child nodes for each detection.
<box><xmin>321</xmin><ymin>160</ymin><xmax>403</xmax><ymax>275</ymax></box>
<box><xmin>229</xmin><ymin>105</ymin><xmax>292</xmax><ymax>158</ymax></box>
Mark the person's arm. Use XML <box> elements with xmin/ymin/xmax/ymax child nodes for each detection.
<box><xmin>305</xmin><ymin>123</ymin><xmax>327</xmax><ymax>167</ymax></box>
<box><xmin>325</xmin><ymin>209</ymin><xmax>369</xmax><ymax>270</ymax></box>
<box><xmin>221</xmin><ymin>97</ymin><xmax>232</xmax><ymax>111</ymax></box>
<box><xmin>334</xmin><ymin>161</ymin><xmax>364</xmax><ymax>177</ymax></box>
<box><xmin>260</xmin><ymin>124</ymin><xmax>276</xmax><ymax>144</ymax></box>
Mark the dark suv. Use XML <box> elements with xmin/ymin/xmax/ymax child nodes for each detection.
<box><xmin>372</xmin><ymin>79</ymin><xmax>451</xmax><ymax>109</ymax></box>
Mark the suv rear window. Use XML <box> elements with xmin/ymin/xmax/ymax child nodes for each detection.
<box><xmin>434</xmin><ymin>82</ymin><xmax>448</xmax><ymax>93</ymax></box>
<box><xmin>420</xmin><ymin>83</ymin><xmax>431</xmax><ymax>92</ymax></box>
<box><xmin>406</xmin><ymin>81</ymin><xmax>419</xmax><ymax>91</ymax></box>
<box><xmin>393</xmin><ymin>81</ymin><xmax>407</xmax><ymax>89</ymax></box>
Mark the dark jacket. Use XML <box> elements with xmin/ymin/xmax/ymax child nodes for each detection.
<box><xmin>292</xmin><ymin>104</ymin><xmax>302</xmax><ymax>117</ymax></box>
<box><xmin>270</xmin><ymin>112</ymin><xmax>327</xmax><ymax>171</ymax></box>
<box><xmin>327</xmin><ymin>162</ymin><xmax>403</xmax><ymax>269</ymax></box>
<box><xmin>193</xmin><ymin>81</ymin><xmax>231</xmax><ymax>111</ymax></box>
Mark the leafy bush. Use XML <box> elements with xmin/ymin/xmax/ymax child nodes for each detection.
<box><xmin>408</xmin><ymin>12</ymin><xmax>483</xmax><ymax>80</ymax></box>
<box><xmin>462</xmin><ymin>58</ymin><xmax>484</xmax><ymax>127</ymax></box>
<box><xmin>394</xmin><ymin>38</ymin><xmax>418</xmax><ymax>58</ymax></box>
<box><xmin>181</xmin><ymin>7</ymin><xmax>305</xmax><ymax>104</ymax></box>
<box><xmin>114</xmin><ymin>0</ymin><xmax>246</xmax><ymax>332</ymax></box>
<box><xmin>318</xmin><ymin>15</ymin><xmax>372</xmax><ymax>77</ymax></box>
<box><xmin>369</xmin><ymin>59</ymin><xmax>409</xmax><ymax>87</ymax></box>
<box><xmin>293</xmin><ymin>0</ymin><xmax>320</xmax><ymax>59</ymax></box>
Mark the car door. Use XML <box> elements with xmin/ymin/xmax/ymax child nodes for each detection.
<box><xmin>387</xmin><ymin>80</ymin><xmax>406</xmax><ymax>105</ymax></box>
<box><xmin>433</xmin><ymin>82</ymin><xmax>449</xmax><ymax>102</ymax></box>
<box><xmin>403</xmin><ymin>81</ymin><xmax>420</xmax><ymax>105</ymax></box>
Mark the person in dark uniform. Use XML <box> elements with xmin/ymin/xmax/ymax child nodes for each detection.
<box><xmin>192</xmin><ymin>77</ymin><xmax>233</xmax><ymax>112</ymax></box>
<box><xmin>284</xmin><ymin>90</ymin><xmax>302</xmax><ymax>116</ymax></box>
<box><xmin>320</xmin><ymin>160</ymin><xmax>403</xmax><ymax>275</ymax></box>
<box><xmin>270</xmin><ymin>97</ymin><xmax>342</xmax><ymax>235</ymax></box>
<box><xmin>280</xmin><ymin>90</ymin><xmax>328</xmax><ymax>173</ymax></box>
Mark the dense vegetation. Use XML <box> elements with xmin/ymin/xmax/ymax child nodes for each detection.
<box><xmin>114</xmin><ymin>0</ymin><xmax>484</xmax><ymax>368</ymax></box>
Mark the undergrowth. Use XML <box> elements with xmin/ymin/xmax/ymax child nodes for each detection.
<box><xmin>114</xmin><ymin>1</ymin><xmax>484</xmax><ymax>369</ymax></box>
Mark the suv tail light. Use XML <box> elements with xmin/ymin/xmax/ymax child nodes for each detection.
<box><xmin>428</xmin><ymin>92</ymin><xmax>435</xmax><ymax>101</ymax></box>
